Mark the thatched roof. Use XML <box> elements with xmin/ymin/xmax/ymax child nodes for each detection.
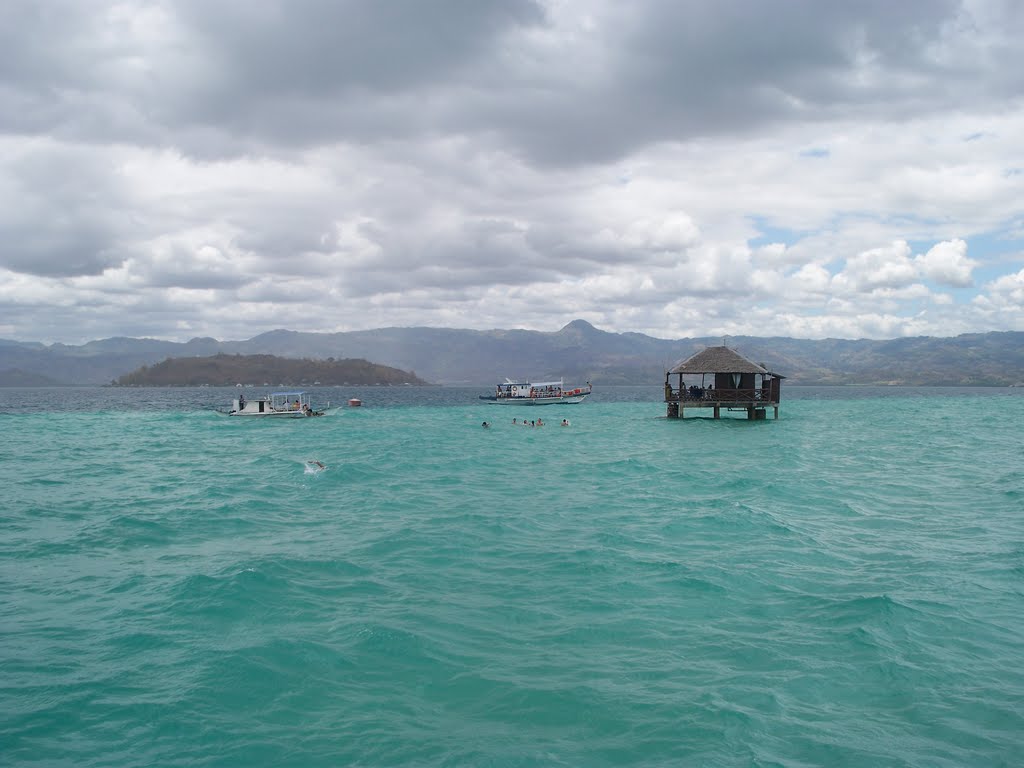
<box><xmin>668</xmin><ymin>346</ymin><xmax>778</xmax><ymax>375</ymax></box>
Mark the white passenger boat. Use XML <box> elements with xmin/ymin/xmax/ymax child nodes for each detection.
<box><xmin>228</xmin><ymin>391</ymin><xmax>326</xmax><ymax>417</ymax></box>
<box><xmin>480</xmin><ymin>379</ymin><xmax>591</xmax><ymax>405</ymax></box>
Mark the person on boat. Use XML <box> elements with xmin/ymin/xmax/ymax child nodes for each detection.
<box><xmin>238</xmin><ymin>393</ymin><xmax>246</xmax><ymax>409</ymax></box>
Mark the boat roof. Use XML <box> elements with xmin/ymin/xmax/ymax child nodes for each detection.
<box><xmin>270</xmin><ymin>391</ymin><xmax>306</xmax><ymax>397</ymax></box>
<box><xmin>501</xmin><ymin>379</ymin><xmax>563</xmax><ymax>386</ymax></box>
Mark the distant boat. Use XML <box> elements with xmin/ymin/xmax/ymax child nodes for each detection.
<box><xmin>228</xmin><ymin>391</ymin><xmax>326</xmax><ymax>417</ymax></box>
<box><xmin>479</xmin><ymin>379</ymin><xmax>591</xmax><ymax>405</ymax></box>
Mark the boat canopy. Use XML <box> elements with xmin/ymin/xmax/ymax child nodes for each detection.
<box><xmin>270</xmin><ymin>391</ymin><xmax>306</xmax><ymax>397</ymax></box>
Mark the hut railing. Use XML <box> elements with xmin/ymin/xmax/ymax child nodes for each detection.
<box><xmin>667</xmin><ymin>387</ymin><xmax>774</xmax><ymax>403</ymax></box>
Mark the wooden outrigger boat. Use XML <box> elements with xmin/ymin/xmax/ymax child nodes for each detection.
<box><xmin>228</xmin><ymin>391</ymin><xmax>326</xmax><ymax>417</ymax></box>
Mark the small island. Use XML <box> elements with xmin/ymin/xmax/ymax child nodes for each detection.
<box><xmin>114</xmin><ymin>353</ymin><xmax>428</xmax><ymax>387</ymax></box>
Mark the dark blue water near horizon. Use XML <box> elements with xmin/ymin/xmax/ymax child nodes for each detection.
<box><xmin>3</xmin><ymin>386</ymin><xmax>1023</xmax><ymax>766</ymax></box>
<box><xmin>1</xmin><ymin>383</ymin><xmax>1022</xmax><ymax>413</ymax></box>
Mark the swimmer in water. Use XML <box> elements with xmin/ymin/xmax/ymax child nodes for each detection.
<box><xmin>307</xmin><ymin>460</ymin><xmax>325</xmax><ymax>469</ymax></box>
<box><xmin>481</xmin><ymin>421</ymin><xmax>490</xmax><ymax>428</ymax></box>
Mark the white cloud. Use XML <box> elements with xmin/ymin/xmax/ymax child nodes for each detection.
<box><xmin>836</xmin><ymin>241</ymin><xmax>918</xmax><ymax>292</ymax></box>
<box><xmin>915</xmin><ymin>238</ymin><xmax>977</xmax><ymax>286</ymax></box>
<box><xmin>978</xmin><ymin>268</ymin><xmax>1024</xmax><ymax>309</ymax></box>
<box><xmin>791</xmin><ymin>264</ymin><xmax>832</xmax><ymax>294</ymax></box>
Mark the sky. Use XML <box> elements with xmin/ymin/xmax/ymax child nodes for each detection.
<box><xmin>2</xmin><ymin>0</ymin><xmax>1024</xmax><ymax>344</ymax></box>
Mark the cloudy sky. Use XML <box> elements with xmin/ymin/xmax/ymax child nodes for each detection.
<box><xmin>2</xmin><ymin>0</ymin><xmax>1023</xmax><ymax>344</ymax></box>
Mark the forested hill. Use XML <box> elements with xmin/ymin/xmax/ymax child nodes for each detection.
<box><xmin>115</xmin><ymin>354</ymin><xmax>427</xmax><ymax>387</ymax></box>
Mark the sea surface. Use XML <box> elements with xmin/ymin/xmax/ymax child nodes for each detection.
<box><xmin>2</xmin><ymin>386</ymin><xmax>1023</xmax><ymax>767</ymax></box>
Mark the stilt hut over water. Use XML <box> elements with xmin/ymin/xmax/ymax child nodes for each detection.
<box><xmin>664</xmin><ymin>346</ymin><xmax>784</xmax><ymax>420</ymax></box>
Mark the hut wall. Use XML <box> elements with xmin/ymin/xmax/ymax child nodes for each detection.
<box><xmin>713</xmin><ymin>372</ymin><xmax>755</xmax><ymax>390</ymax></box>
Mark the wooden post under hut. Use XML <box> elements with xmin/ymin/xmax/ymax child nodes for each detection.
<box><xmin>664</xmin><ymin>346</ymin><xmax>784</xmax><ymax>420</ymax></box>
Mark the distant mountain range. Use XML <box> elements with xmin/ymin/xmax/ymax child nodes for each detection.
<box><xmin>2</xmin><ymin>320</ymin><xmax>1023</xmax><ymax>386</ymax></box>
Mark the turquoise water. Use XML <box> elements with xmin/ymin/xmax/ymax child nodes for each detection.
<box><xmin>2</xmin><ymin>388</ymin><xmax>1023</xmax><ymax>766</ymax></box>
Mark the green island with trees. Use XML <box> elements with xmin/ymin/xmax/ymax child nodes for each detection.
<box><xmin>115</xmin><ymin>353</ymin><xmax>428</xmax><ymax>387</ymax></box>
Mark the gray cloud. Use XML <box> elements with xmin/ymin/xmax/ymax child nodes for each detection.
<box><xmin>8</xmin><ymin>0</ymin><xmax>1017</xmax><ymax>163</ymax></box>
<box><xmin>0</xmin><ymin>144</ymin><xmax>128</xmax><ymax>276</ymax></box>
